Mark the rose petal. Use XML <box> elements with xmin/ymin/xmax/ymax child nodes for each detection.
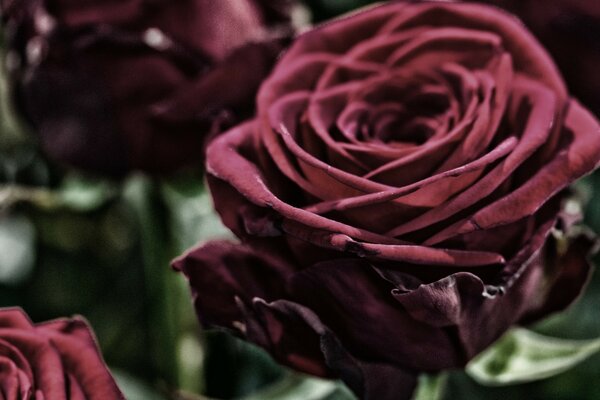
<box><xmin>425</xmin><ymin>99</ymin><xmax>600</xmax><ymax>244</ymax></box>
<box><xmin>387</xmin><ymin>76</ymin><xmax>558</xmax><ymax>238</ymax></box>
<box><xmin>38</xmin><ymin>318</ymin><xmax>123</xmax><ymax>400</ymax></box>
<box><xmin>288</xmin><ymin>258</ymin><xmax>462</xmax><ymax>370</ymax></box>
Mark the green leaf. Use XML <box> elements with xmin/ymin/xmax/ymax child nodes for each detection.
<box><xmin>201</xmin><ymin>332</ymin><xmax>284</xmax><ymax>399</ymax></box>
<box><xmin>412</xmin><ymin>374</ymin><xmax>446</xmax><ymax>400</ymax></box>
<box><xmin>56</xmin><ymin>174</ymin><xmax>117</xmax><ymax>211</ymax></box>
<box><xmin>0</xmin><ymin>173</ymin><xmax>116</xmax><ymax>212</ymax></box>
<box><xmin>160</xmin><ymin>175</ymin><xmax>232</xmax><ymax>254</ymax></box>
<box><xmin>112</xmin><ymin>370</ymin><xmax>168</xmax><ymax>400</ymax></box>
<box><xmin>241</xmin><ymin>373</ymin><xmax>355</xmax><ymax>400</ymax></box>
<box><xmin>122</xmin><ymin>175</ymin><xmax>181</xmax><ymax>388</ymax></box>
<box><xmin>0</xmin><ymin>38</ymin><xmax>27</xmax><ymax>144</ymax></box>
<box><xmin>0</xmin><ymin>213</ymin><xmax>35</xmax><ymax>284</ymax></box>
<box><xmin>466</xmin><ymin>328</ymin><xmax>600</xmax><ymax>386</ymax></box>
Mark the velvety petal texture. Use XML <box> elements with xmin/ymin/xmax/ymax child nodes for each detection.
<box><xmin>0</xmin><ymin>0</ymin><xmax>299</xmax><ymax>175</ymax></box>
<box><xmin>176</xmin><ymin>2</ymin><xmax>600</xmax><ymax>399</ymax></box>
<box><xmin>0</xmin><ymin>308</ymin><xmax>123</xmax><ymax>399</ymax></box>
<box><xmin>480</xmin><ymin>0</ymin><xmax>600</xmax><ymax>117</ymax></box>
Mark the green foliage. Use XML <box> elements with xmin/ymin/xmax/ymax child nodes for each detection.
<box><xmin>0</xmin><ymin>174</ymin><xmax>117</xmax><ymax>212</ymax></box>
<box><xmin>159</xmin><ymin>174</ymin><xmax>233</xmax><ymax>254</ymax></box>
<box><xmin>241</xmin><ymin>373</ymin><xmax>355</xmax><ymax>400</ymax></box>
<box><xmin>113</xmin><ymin>370</ymin><xmax>169</xmax><ymax>400</ymax></box>
<box><xmin>412</xmin><ymin>374</ymin><xmax>447</xmax><ymax>400</ymax></box>
<box><xmin>201</xmin><ymin>332</ymin><xmax>285</xmax><ymax>399</ymax></box>
<box><xmin>0</xmin><ymin>34</ymin><xmax>25</xmax><ymax>146</ymax></box>
<box><xmin>0</xmin><ymin>213</ymin><xmax>35</xmax><ymax>284</ymax></box>
<box><xmin>466</xmin><ymin>328</ymin><xmax>600</xmax><ymax>386</ymax></box>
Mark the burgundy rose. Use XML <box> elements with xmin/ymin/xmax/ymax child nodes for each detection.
<box><xmin>174</xmin><ymin>2</ymin><xmax>600</xmax><ymax>399</ymax></box>
<box><xmin>479</xmin><ymin>0</ymin><xmax>600</xmax><ymax>117</ymax></box>
<box><xmin>0</xmin><ymin>0</ymin><xmax>299</xmax><ymax>175</ymax></box>
<box><xmin>0</xmin><ymin>308</ymin><xmax>123</xmax><ymax>399</ymax></box>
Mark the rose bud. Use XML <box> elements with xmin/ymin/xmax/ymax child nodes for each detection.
<box><xmin>173</xmin><ymin>2</ymin><xmax>600</xmax><ymax>399</ymax></box>
<box><xmin>479</xmin><ymin>0</ymin><xmax>600</xmax><ymax>117</ymax></box>
<box><xmin>0</xmin><ymin>0</ymin><xmax>299</xmax><ymax>175</ymax></box>
<box><xmin>0</xmin><ymin>307</ymin><xmax>123</xmax><ymax>399</ymax></box>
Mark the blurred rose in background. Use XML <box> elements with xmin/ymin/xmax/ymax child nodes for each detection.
<box><xmin>1</xmin><ymin>0</ymin><xmax>300</xmax><ymax>175</ymax></box>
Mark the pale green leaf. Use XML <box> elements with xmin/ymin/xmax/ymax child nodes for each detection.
<box><xmin>0</xmin><ymin>38</ymin><xmax>27</xmax><ymax>143</ymax></box>
<box><xmin>412</xmin><ymin>373</ymin><xmax>447</xmax><ymax>400</ymax></box>
<box><xmin>56</xmin><ymin>174</ymin><xmax>117</xmax><ymax>211</ymax></box>
<box><xmin>0</xmin><ymin>214</ymin><xmax>35</xmax><ymax>284</ymax></box>
<box><xmin>241</xmin><ymin>373</ymin><xmax>355</xmax><ymax>400</ymax></box>
<box><xmin>160</xmin><ymin>176</ymin><xmax>232</xmax><ymax>253</ymax></box>
<box><xmin>0</xmin><ymin>174</ymin><xmax>116</xmax><ymax>212</ymax></box>
<box><xmin>466</xmin><ymin>328</ymin><xmax>600</xmax><ymax>386</ymax></box>
<box><xmin>112</xmin><ymin>370</ymin><xmax>168</xmax><ymax>400</ymax></box>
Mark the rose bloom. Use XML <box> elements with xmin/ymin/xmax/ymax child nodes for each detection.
<box><xmin>479</xmin><ymin>0</ymin><xmax>600</xmax><ymax>117</ymax></box>
<box><xmin>0</xmin><ymin>308</ymin><xmax>123</xmax><ymax>399</ymax></box>
<box><xmin>1</xmin><ymin>0</ymin><xmax>298</xmax><ymax>175</ymax></box>
<box><xmin>174</xmin><ymin>1</ymin><xmax>600</xmax><ymax>398</ymax></box>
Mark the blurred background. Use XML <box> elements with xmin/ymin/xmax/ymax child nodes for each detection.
<box><xmin>1</xmin><ymin>1</ymin><xmax>599</xmax><ymax>399</ymax></box>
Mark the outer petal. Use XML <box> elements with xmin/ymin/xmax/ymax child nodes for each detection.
<box><xmin>0</xmin><ymin>309</ymin><xmax>35</xmax><ymax>330</ymax></box>
<box><xmin>0</xmin><ymin>309</ymin><xmax>124</xmax><ymax>400</ymax></box>
<box><xmin>38</xmin><ymin>318</ymin><xmax>124</xmax><ymax>400</ymax></box>
<box><xmin>289</xmin><ymin>259</ymin><xmax>463</xmax><ymax>370</ymax></box>
<box><xmin>521</xmin><ymin>229</ymin><xmax>597</xmax><ymax>323</ymax></box>
<box><xmin>173</xmin><ymin>240</ymin><xmax>295</xmax><ymax>329</ymax></box>
<box><xmin>249</xmin><ymin>300</ymin><xmax>418</xmax><ymax>400</ymax></box>
<box><xmin>175</xmin><ymin>242</ymin><xmax>418</xmax><ymax>400</ymax></box>
<box><xmin>482</xmin><ymin>0</ymin><xmax>600</xmax><ymax>115</ymax></box>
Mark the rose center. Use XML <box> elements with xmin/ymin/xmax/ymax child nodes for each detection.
<box><xmin>345</xmin><ymin>78</ymin><xmax>451</xmax><ymax>145</ymax></box>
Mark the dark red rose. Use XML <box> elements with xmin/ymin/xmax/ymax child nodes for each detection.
<box><xmin>478</xmin><ymin>0</ymin><xmax>600</xmax><ymax>117</ymax></box>
<box><xmin>0</xmin><ymin>0</ymin><xmax>299</xmax><ymax>175</ymax></box>
<box><xmin>174</xmin><ymin>2</ymin><xmax>600</xmax><ymax>399</ymax></box>
<box><xmin>0</xmin><ymin>308</ymin><xmax>123</xmax><ymax>399</ymax></box>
